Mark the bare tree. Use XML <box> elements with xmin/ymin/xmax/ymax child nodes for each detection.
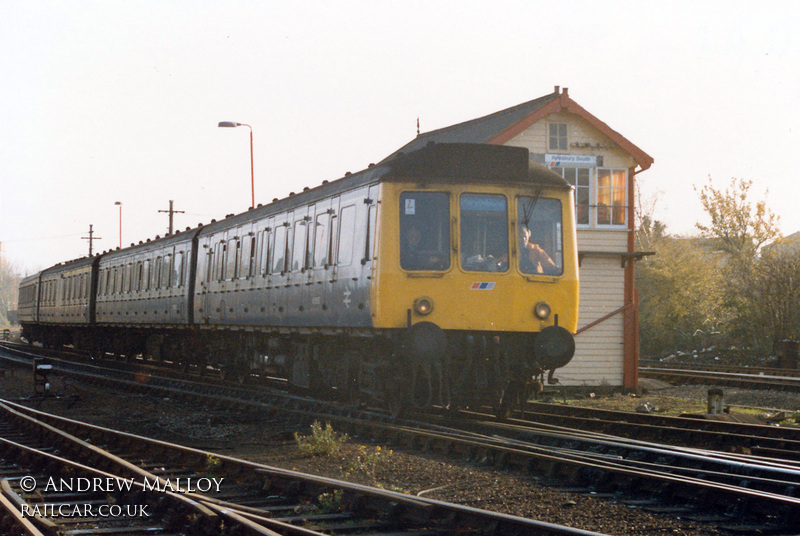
<box><xmin>0</xmin><ymin>256</ymin><xmax>19</xmax><ymax>327</ymax></box>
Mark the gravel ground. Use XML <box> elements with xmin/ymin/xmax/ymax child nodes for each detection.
<box><xmin>4</xmin><ymin>360</ymin><xmax>800</xmax><ymax>535</ymax></box>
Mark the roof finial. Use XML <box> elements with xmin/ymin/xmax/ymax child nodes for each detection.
<box><xmin>416</xmin><ymin>116</ymin><xmax>420</xmax><ymax>136</ymax></box>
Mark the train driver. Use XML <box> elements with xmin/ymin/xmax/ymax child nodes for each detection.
<box><xmin>519</xmin><ymin>226</ymin><xmax>558</xmax><ymax>275</ymax></box>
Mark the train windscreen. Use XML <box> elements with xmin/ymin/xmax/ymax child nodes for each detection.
<box><xmin>399</xmin><ymin>192</ymin><xmax>450</xmax><ymax>271</ymax></box>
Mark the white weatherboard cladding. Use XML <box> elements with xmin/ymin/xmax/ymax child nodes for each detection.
<box><xmin>559</xmin><ymin>254</ymin><xmax>626</xmax><ymax>386</ymax></box>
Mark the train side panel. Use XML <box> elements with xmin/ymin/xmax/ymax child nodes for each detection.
<box><xmin>18</xmin><ymin>274</ymin><xmax>41</xmax><ymax>344</ymax></box>
<box><xmin>38</xmin><ymin>258</ymin><xmax>96</xmax><ymax>327</ymax></box>
<box><xmin>96</xmin><ymin>234</ymin><xmax>196</xmax><ymax>327</ymax></box>
<box><xmin>17</xmin><ymin>274</ymin><xmax>40</xmax><ymax>325</ymax></box>
<box><xmin>194</xmin><ymin>183</ymin><xmax>379</xmax><ymax>330</ymax></box>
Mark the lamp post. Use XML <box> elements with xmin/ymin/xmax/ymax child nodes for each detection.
<box><xmin>218</xmin><ymin>121</ymin><xmax>255</xmax><ymax>209</ymax></box>
<box><xmin>114</xmin><ymin>201</ymin><xmax>122</xmax><ymax>249</ymax></box>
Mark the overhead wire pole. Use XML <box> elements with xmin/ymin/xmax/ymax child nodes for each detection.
<box><xmin>81</xmin><ymin>224</ymin><xmax>101</xmax><ymax>256</ymax></box>
<box><xmin>158</xmin><ymin>200</ymin><xmax>185</xmax><ymax>235</ymax></box>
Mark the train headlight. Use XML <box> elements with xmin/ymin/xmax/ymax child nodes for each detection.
<box><xmin>533</xmin><ymin>301</ymin><xmax>551</xmax><ymax>320</ymax></box>
<box><xmin>413</xmin><ymin>296</ymin><xmax>434</xmax><ymax>316</ymax></box>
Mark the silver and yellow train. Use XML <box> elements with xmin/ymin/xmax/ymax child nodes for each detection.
<box><xmin>19</xmin><ymin>143</ymin><xmax>578</xmax><ymax>416</ymax></box>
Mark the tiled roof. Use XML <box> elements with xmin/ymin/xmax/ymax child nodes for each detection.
<box><xmin>381</xmin><ymin>92</ymin><xmax>560</xmax><ymax>163</ymax></box>
<box><xmin>381</xmin><ymin>87</ymin><xmax>653</xmax><ymax>171</ymax></box>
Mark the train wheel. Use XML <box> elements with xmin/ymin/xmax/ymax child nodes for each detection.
<box><xmin>342</xmin><ymin>352</ymin><xmax>363</xmax><ymax>406</ymax></box>
<box><xmin>386</xmin><ymin>387</ymin><xmax>406</xmax><ymax>419</ymax></box>
<box><xmin>494</xmin><ymin>384</ymin><xmax>519</xmax><ymax>422</ymax></box>
<box><xmin>384</xmin><ymin>361</ymin><xmax>408</xmax><ymax>419</ymax></box>
<box><xmin>221</xmin><ymin>365</ymin><xmax>247</xmax><ymax>385</ymax></box>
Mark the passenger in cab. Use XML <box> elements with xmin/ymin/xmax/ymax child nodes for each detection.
<box><xmin>519</xmin><ymin>226</ymin><xmax>558</xmax><ymax>275</ymax></box>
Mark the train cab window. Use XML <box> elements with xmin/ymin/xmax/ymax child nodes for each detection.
<box><xmin>517</xmin><ymin>196</ymin><xmax>564</xmax><ymax>276</ymax></box>
<box><xmin>400</xmin><ymin>192</ymin><xmax>450</xmax><ymax>271</ymax></box>
<box><xmin>460</xmin><ymin>194</ymin><xmax>509</xmax><ymax>273</ymax></box>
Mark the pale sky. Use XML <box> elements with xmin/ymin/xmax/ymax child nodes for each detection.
<box><xmin>2</xmin><ymin>0</ymin><xmax>798</xmax><ymax>274</ymax></box>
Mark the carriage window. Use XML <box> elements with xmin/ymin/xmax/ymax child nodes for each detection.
<box><xmin>224</xmin><ymin>239</ymin><xmax>239</xmax><ymax>280</ymax></box>
<box><xmin>365</xmin><ymin>204</ymin><xmax>377</xmax><ymax>264</ymax></box>
<box><xmin>142</xmin><ymin>260</ymin><xmax>151</xmax><ymax>290</ymax></box>
<box><xmin>214</xmin><ymin>242</ymin><xmax>225</xmax><ymax>281</ymax></box>
<box><xmin>114</xmin><ymin>266</ymin><xmax>122</xmax><ymax>294</ymax></box>
<box><xmin>314</xmin><ymin>213</ymin><xmax>330</xmax><ymax>268</ymax></box>
<box><xmin>243</xmin><ymin>236</ymin><xmax>256</xmax><ymax>278</ymax></box>
<box><xmin>272</xmin><ymin>225</ymin><xmax>288</xmax><ymax>273</ymax></box>
<box><xmin>460</xmin><ymin>194</ymin><xmax>508</xmax><ymax>273</ymax></box>
<box><xmin>400</xmin><ymin>192</ymin><xmax>450</xmax><ymax>271</ymax></box>
<box><xmin>337</xmin><ymin>206</ymin><xmax>356</xmax><ymax>266</ymax></box>
<box><xmin>292</xmin><ymin>220</ymin><xmax>308</xmax><ymax>272</ymax></box>
<box><xmin>173</xmin><ymin>252</ymin><xmax>184</xmax><ymax>288</ymax></box>
<box><xmin>258</xmin><ymin>230</ymin><xmax>270</xmax><ymax>276</ymax></box>
<box><xmin>517</xmin><ymin>197</ymin><xmax>564</xmax><ymax>276</ymax></box>
<box><xmin>162</xmin><ymin>254</ymin><xmax>172</xmax><ymax>288</ymax></box>
<box><xmin>136</xmin><ymin>262</ymin><xmax>143</xmax><ymax>291</ymax></box>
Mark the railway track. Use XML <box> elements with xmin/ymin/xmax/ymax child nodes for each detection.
<box><xmin>640</xmin><ymin>358</ymin><xmax>800</xmax><ymax>378</ymax></box>
<box><xmin>639</xmin><ymin>366</ymin><xmax>800</xmax><ymax>391</ymax></box>
<box><xmin>0</xmin><ymin>400</ymin><xmax>609</xmax><ymax>536</ymax></box>
<box><xmin>3</xmin><ymin>342</ymin><xmax>800</xmax><ymax>533</ymax></box>
<box><xmin>508</xmin><ymin>400</ymin><xmax>800</xmax><ymax>461</ymax></box>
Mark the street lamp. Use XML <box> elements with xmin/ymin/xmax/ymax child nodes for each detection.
<box><xmin>218</xmin><ymin>121</ymin><xmax>255</xmax><ymax>209</ymax></box>
<box><xmin>114</xmin><ymin>201</ymin><xmax>122</xmax><ymax>249</ymax></box>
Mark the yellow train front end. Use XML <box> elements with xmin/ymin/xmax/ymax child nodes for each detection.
<box><xmin>371</xmin><ymin>150</ymin><xmax>578</xmax><ymax>415</ymax></box>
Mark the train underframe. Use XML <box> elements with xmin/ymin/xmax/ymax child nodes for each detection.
<box><xmin>21</xmin><ymin>322</ymin><xmax>562</xmax><ymax>419</ymax></box>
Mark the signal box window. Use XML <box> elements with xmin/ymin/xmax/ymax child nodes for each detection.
<box><xmin>460</xmin><ymin>194</ymin><xmax>509</xmax><ymax>272</ymax></box>
<box><xmin>597</xmin><ymin>169</ymin><xmax>627</xmax><ymax>225</ymax></box>
<box><xmin>559</xmin><ymin>167</ymin><xmax>590</xmax><ymax>225</ymax></box>
<box><xmin>400</xmin><ymin>192</ymin><xmax>450</xmax><ymax>271</ymax></box>
<box><xmin>549</xmin><ymin>123</ymin><xmax>568</xmax><ymax>151</ymax></box>
<box><xmin>517</xmin><ymin>197</ymin><xmax>563</xmax><ymax>276</ymax></box>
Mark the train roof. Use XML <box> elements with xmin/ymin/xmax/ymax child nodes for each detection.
<box><xmin>40</xmin><ymin>254</ymin><xmax>97</xmax><ymax>277</ymax></box>
<box><xmin>98</xmin><ymin>226</ymin><xmax>202</xmax><ymax>263</ymax></box>
<box><xmin>198</xmin><ymin>143</ymin><xmax>570</xmax><ymax>236</ymax></box>
<box><xmin>19</xmin><ymin>273</ymin><xmax>40</xmax><ymax>285</ymax></box>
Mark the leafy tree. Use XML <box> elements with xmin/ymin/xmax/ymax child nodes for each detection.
<box><xmin>744</xmin><ymin>244</ymin><xmax>800</xmax><ymax>346</ymax></box>
<box><xmin>636</xmin><ymin>234</ymin><xmax>725</xmax><ymax>355</ymax></box>
<box><xmin>695</xmin><ymin>177</ymin><xmax>780</xmax><ymax>259</ymax></box>
<box><xmin>694</xmin><ymin>176</ymin><xmax>783</xmax><ymax>351</ymax></box>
